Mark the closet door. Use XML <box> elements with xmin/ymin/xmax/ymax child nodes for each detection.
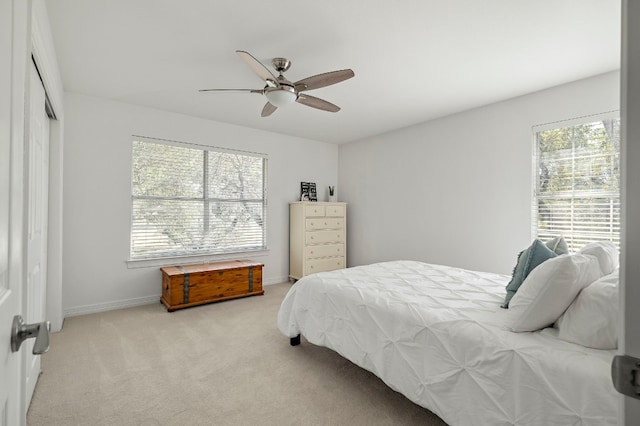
<box><xmin>24</xmin><ymin>59</ymin><xmax>50</xmax><ymax>407</ymax></box>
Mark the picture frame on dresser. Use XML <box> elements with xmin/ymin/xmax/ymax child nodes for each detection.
<box><xmin>289</xmin><ymin>201</ymin><xmax>347</xmax><ymax>282</ymax></box>
<box><xmin>300</xmin><ymin>182</ymin><xmax>317</xmax><ymax>202</ymax></box>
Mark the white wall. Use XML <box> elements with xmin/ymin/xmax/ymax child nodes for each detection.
<box><xmin>62</xmin><ymin>71</ymin><xmax>619</xmax><ymax>314</ymax></box>
<box><xmin>339</xmin><ymin>71</ymin><xmax>620</xmax><ymax>275</ymax></box>
<box><xmin>62</xmin><ymin>93</ymin><xmax>338</xmax><ymax>315</ymax></box>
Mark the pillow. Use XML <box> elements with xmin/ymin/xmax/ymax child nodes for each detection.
<box><xmin>577</xmin><ymin>241</ymin><xmax>619</xmax><ymax>276</ymax></box>
<box><xmin>545</xmin><ymin>236</ymin><xmax>569</xmax><ymax>255</ymax></box>
<box><xmin>556</xmin><ymin>269</ymin><xmax>619</xmax><ymax>349</ymax></box>
<box><xmin>506</xmin><ymin>253</ymin><xmax>602</xmax><ymax>332</ymax></box>
<box><xmin>501</xmin><ymin>240</ymin><xmax>558</xmax><ymax>308</ymax></box>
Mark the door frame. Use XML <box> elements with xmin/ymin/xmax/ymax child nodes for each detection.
<box><xmin>620</xmin><ymin>1</ymin><xmax>640</xmax><ymax>424</ymax></box>
<box><xmin>3</xmin><ymin>0</ymin><xmax>31</xmax><ymax>423</ymax></box>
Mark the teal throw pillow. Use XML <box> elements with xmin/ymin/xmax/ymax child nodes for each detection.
<box><xmin>501</xmin><ymin>239</ymin><xmax>558</xmax><ymax>308</ymax></box>
<box><xmin>545</xmin><ymin>236</ymin><xmax>569</xmax><ymax>255</ymax></box>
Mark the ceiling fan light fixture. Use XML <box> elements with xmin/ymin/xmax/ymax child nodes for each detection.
<box><xmin>265</xmin><ymin>87</ymin><xmax>297</xmax><ymax>107</ymax></box>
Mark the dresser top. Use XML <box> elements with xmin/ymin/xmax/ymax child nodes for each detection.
<box><xmin>289</xmin><ymin>201</ymin><xmax>347</xmax><ymax>205</ymax></box>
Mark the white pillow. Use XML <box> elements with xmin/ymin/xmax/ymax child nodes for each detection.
<box><xmin>556</xmin><ymin>270</ymin><xmax>619</xmax><ymax>349</ymax></box>
<box><xmin>577</xmin><ymin>241</ymin><xmax>619</xmax><ymax>276</ymax></box>
<box><xmin>507</xmin><ymin>254</ymin><xmax>602</xmax><ymax>332</ymax></box>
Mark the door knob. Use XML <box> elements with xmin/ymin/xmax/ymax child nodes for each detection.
<box><xmin>11</xmin><ymin>315</ymin><xmax>51</xmax><ymax>355</ymax></box>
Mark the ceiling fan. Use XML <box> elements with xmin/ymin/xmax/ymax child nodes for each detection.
<box><xmin>199</xmin><ymin>50</ymin><xmax>355</xmax><ymax>117</ymax></box>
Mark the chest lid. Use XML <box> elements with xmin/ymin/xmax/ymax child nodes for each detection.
<box><xmin>160</xmin><ymin>259</ymin><xmax>263</xmax><ymax>277</ymax></box>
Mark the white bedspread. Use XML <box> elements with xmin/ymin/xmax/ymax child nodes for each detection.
<box><xmin>277</xmin><ymin>260</ymin><xmax>617</xmax><ymax>426</ymax></box>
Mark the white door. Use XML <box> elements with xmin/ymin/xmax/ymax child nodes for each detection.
<box><xmin>24</xmin><ymin>60</ymin><xmax>49</xmax><ymax>407</ymax></box>
<box><xmin>0</xmin><ymin>0</ymin><xmax>26</xmax><ymax>424</ymax></box>
<box><xmin>620</xmin><ymin>1</ymin><xmax>640</xmax><ymax>424</ymax></box>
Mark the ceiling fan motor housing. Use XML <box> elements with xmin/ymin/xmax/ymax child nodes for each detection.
<box><xmin>272</xmin><ymin>57</ymin><xmax>291</xmax><ymax>73</ymax></box>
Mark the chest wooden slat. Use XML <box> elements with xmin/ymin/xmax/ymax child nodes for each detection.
<box><xmin>160</xmin><ymin>260</ymin><xmax>263</xmax><ymax>311</ymax></box>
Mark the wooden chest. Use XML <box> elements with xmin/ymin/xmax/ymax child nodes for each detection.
<box><xmin>160</xmin><ymin>260</ymin><xmax>263</xmax><ymax>311</ymax></box>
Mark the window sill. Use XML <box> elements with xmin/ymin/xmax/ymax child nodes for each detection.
<box><xmin>126</xmin><ymin>249</ymin><xmax>270</xmax><ymax>269</ymax></box>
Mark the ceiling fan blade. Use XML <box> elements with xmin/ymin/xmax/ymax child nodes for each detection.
<box><xmin>294</xmin><ymin>69</ymin><xmax>354</xmax><ymax>92</ymax></box>
<box><xmin>296</xmin><ymin>94</ymin><xmax>340</xmax><ymax>113</ymax></box>
<box><xmin>261</xmin><ymin>102</ymin><xmax>277</xmax><ymax>117</ymax></box>
<box><xmin>236</xmin><ymin>50</ymin><xmax>278</xmax><ymax>87</ymax></box>
<box><xmin>198</xmin><ymin>89</ymin><xmax>263</xmax><ymax>93</ymax></box>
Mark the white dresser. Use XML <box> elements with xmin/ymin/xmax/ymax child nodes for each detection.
<box><xmin>289</xmin><ymin>202</ymin><xmax>347</xmax><ymax>281</ymax></box>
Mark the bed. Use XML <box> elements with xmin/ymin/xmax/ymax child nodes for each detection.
<box><xmin>277</xmin><ymin>260</ymin><xmax>618</xmax><ymax>426</ymax></box>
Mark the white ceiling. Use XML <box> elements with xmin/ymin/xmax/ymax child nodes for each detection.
<box><xmin>44</xmin><ymin>0</ymin><xmax>621</xmax><ymax>144</ymax></box>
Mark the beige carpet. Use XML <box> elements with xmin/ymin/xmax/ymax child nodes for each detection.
<box><xmin>27</xmin><ymin>283</ymin><xmax>447</xmax><ymax>426</ymax></box>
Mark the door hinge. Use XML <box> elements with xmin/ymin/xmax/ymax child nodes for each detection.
<box><xmin>612</xmin><ymin>354</ymin><xmax>640</xmax><ymax>399</ymax></box>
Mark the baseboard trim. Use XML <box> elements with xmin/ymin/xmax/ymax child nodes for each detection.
<box><xmin>263</xmin><ymin>276</ymin><xmax>290</xmax><ymax>285</ymax></box>
<box><xmin>64</xmin><ymin>295</ymin><xmax>160</xmax><ymax>318</ymax></box>
<box><xmin>64</xmin><ymin>276</ymin><xmax>290</xmax><ymax>318</ymax></box>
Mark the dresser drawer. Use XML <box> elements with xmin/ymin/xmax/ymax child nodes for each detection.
<box><xmin>305</xmin><ymin>257</ymin><xmax>345</xmax><ymax>275</ymax></box>
<box><xmin>325</xmin><ymin>205</ymin><xmax>345</xmax><ymax>217</ymax></box>
<box><xmin>305</xmin><ymin>243</ymin><xmax>345</xmax><ymax>259</ymax></box>
<box><xmin>306</xmin><ymin>230</ymin><xmax>344</xmax><ymax>245</ymax></box>
<box><xmin>305</xmin><ymin>217</ymin><xmax>344</xmax><ymax>230</ymax></box>
<box><xmin>305</xmin><ymin>204</ymin><xmax>326</xmax><ymax>217</ymax></box>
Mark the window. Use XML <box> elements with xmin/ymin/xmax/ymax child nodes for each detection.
<box><xmin>533</xmin><ymin>116</ymin><xmax>620</xmax><ymax>252</ymax></box>
<box><xmin>130</xmin><ymin>137</ymin><xmax>267</xmax><ymax>260</ymax></box>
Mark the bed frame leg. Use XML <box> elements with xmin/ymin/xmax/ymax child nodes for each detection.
<box><xmin>290</xmin><ymin>334</ymin><xmax>301</xmax><ymax>346</ymax></box>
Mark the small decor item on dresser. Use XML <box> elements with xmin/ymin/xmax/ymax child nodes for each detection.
<box><xmin>328</xmin><ymin>186</ymin><xmax>336</xmax><ymax>202</ymax></box>
<box><xmin>300</xmin><ymin>182</ymin><xmax>317</xmax><ymax>201</ymax></box>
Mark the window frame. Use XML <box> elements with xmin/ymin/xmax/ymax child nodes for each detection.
<box><xmin>531</xmin><ymin>111</ymin><xmax>620</xmax><ymax>252</ymax></box>
<box><xmin>127</xmin><ymin>135</ymin><xmax>268</xmax><ymax>267</ymax></box>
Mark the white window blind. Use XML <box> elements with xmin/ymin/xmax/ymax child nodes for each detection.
<box><xmin>130</xmin><ymin>138</ymin><xmax>267</xmax><ymax>259</ymax></box>
<box><xmin>533</xmin><ymin>117</ymin><xmax>620</xmax><ymax>252</ymax></box>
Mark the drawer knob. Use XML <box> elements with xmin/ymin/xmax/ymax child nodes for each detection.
<box><xmin>310</xmin><ymin>250</ymin><xmax>314</xmax><ymax>254</ymax></box>
<box><xmin>310</xmin><ymin>265</ymin><xmax>314</xmax><ymax>269</ymax></box>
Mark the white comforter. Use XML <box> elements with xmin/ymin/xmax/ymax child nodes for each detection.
<box><xmin>277</xmin><ymin>260</ymin><xmax>617</xmax><ymax>426</ymax></box>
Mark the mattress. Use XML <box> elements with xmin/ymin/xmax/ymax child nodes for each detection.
<box><xmin>277</xmin><ymin>260</ymin><xmax>618</xmax><ymax>426</ymax></box>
